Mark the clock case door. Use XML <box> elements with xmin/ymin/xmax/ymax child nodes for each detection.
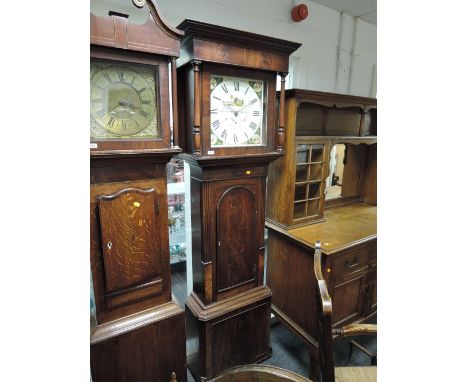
<box><xmin>213</xmin><ymin>178</ymin><xmax>264</xmax><ymax>301</ymax></box>
<box><xmin>91</xmin><ymin>178</ymin><xmax>171</xmax><ymax>324</ymax></box>
<box><xmin>90</xmin><ymin>47</ymin><xmax>171</xmax><ymax>153</ymax></box>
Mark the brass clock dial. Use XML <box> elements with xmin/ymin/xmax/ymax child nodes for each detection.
<box><xmin>90</xmin><ymin>60</ymin><xmax>160</xmax><ymax>139</ymax></box>
<box><xmin>210</xmin><ymin>76</ymin><xmax>266</xmax><ymax>147</ymax></box>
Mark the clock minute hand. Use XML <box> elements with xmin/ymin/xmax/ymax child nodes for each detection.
<box><xmin>237</xmin><ymin>99</ymin><xmax>258</xmax><ymax>112</ymax></box>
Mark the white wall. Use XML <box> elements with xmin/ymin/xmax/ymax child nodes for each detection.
<box><xmin>157</xmin><ymin>0</ymin><xmax>376</xmax><ymax>97</ymax></box>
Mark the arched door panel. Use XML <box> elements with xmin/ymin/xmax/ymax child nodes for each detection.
<box><xmin>216</xmin><ymin>186</ymin><xmax>257</xmax><ymax>294</ymax></box>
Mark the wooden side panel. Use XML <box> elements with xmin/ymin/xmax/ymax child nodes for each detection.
<box><xmin>295</xmin><ymin>104</ymin><xmax>328</xmax><ymax>136</ymax></box>
<box><xmin>98</xmin><ymin>188</ymin><xmax>161</xmax><ymax>293</ymax></box>
<box><xmin>341</xmin><ymin>144</ymin><xmax>364</xmax><ymax>197</ymax></box>
<box><xmin>295</xmin><ymin>105</ymin><xmax>361</xmax><ymax>136</ymax></box>
<box><xmin>210</xmin><ymin>302</ymin><xmax>270</xmax><ymax>376</ymax></box>
<box><xmin>266</xmin><ymin>98</ymin><xmax>297</xmax><ymax>226</ymax></box>
<box><xmin>216</xmin><ymin>187</ymin><xmax>257</xmax><ymax>293</ymax></box>
<box><xmin>362</xmin><ymin>143</ymin><xmax>377</xmax><ymax>205</ymax></box>
<box><xmin>326</xmin><ymin>108</ymin><xmax>361</xmax><ymax>136</ymax></box>
<box><xmin>91</xmin><ymin>309</ymin><xmax>186</xmax><ymax>382</ymax></box>
<box><xmin>177</xmin><ymin>66</ymin><xmax>195</xmax><ymax>154</ymax></box>
<box><xmin>267</xmin><ymin>230</ymin><xmax>318</xmax><ymax>338</ymax></box>
<box><xmin>191</xmin><ymin>177</ymin><xmax>204</xmax><ymax>299</ymax></box>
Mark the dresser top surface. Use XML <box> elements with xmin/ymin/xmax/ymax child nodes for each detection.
<box><xmin>267</xmin><ymin>202</ymin><xmax>377</xmax><ymax>254</ymax></box>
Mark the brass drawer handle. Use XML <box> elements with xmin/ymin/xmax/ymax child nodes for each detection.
<box><xmin>344</xmin><ymin>256</ymin><xmax>359</xmax><ymax>270</ymax></box>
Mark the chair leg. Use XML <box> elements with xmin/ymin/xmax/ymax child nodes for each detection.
<box><xmin>308</xmin><ymin>345</ymin><xmax>321</xmax><ymax>382</ymax></box>
<box><xmin>346</xmin><ymin>340</ymin><xmax>354</xmax><ymax>365</ymax></box>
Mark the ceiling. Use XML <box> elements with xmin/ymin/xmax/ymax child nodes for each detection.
<box><xmin>310</xmin><ymin>0</ymin><xmax>377</xmax><ymax>25</ymax></box>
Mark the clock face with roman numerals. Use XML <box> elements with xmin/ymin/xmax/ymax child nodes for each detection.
<box><xmin>210</xmin><ymin>75</ymin><xmax>266</xmax><ymax>147</ymax></box>
<box><xmin>90</xmin><ymin>60</ymin><xmax>160</xmax><ymax>139</ymax></box>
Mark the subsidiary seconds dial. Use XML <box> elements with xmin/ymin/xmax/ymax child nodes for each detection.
<box><xmin>90</xmin><ymin>61</ymin><xmax>158</xmax><ymax>138</ymax></box>
<box><xmin>210</xmin><ymin>76</ymin><xmax>264</xmax><ymax>147</ymax></box>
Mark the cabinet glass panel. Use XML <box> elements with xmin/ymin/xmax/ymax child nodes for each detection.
<box><xmin>294</xmin><ymin>184</ymin><xmax>307</xmax><ymax>201</ymax></box>
<box><xmin>296</xmin><ymin>164</ymin><xmax>309</xmax><ymax>182</ymax></box>
<box><xmin>296</xmin><ymin>144</ymin><xmax>310</xmax><ymax>164</ymax></box>
<box><xmin>293</xmin><ymin>201</ymin><xmax>307</xmax><ymax>219</ymax></box>
<box><xmin>167</xmin><ymin>158</ymin><xmax>190</xmax><ymax>306</ymax></box>
<box><xmin>310</xmin><ymin>144</ymin><xmax>324</xmax><ymax>163</ymax></box>
<box><xmin>293</xmin><ymin>142</ymin><xmax>326</xmax><ymax>222</ymax></box>
<box><xmin>308</xmin><ymin>182</ymin><xmax>321</xmax><ymax>199</ymax></box>
<box><xmin>309</xmin><ymin>164</ymin><xmax>322</xmax><ymax>181</ymax></box>
<box><xmin>307</xmin><ymin>199</ymin><xmax>320</xmax><ymax>217</ymax></box>
<box><xmin>167</xmin><ymin>159</ymin><xmax>186</xmax><ymax>268</ymax></box>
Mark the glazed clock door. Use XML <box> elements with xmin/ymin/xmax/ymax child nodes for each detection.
<box><xmin>215</xmin><ymin>185</ymin><xmax>259</xmax><ymax>300</ymax></box>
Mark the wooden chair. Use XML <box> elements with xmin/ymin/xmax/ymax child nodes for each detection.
<box><xmin>314</xmin><ymin>241</ymin><xmax>377</xmax><ymax>382</ymax></box>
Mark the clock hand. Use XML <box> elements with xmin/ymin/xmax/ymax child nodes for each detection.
<box><xmin>237</xmin><ymin>101</ymin><xmax>256</xmax><ymax>112</ymax></box>
<box><xmin>119</xmin><ymin>99</ymin><xmax>138</xmax><ymax>110</ymax></box>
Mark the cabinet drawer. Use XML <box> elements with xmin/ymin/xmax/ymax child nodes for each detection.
<box><xmin>329</xmin><ymin>243</ymin><xmax>369</xmax><ymax>281</ymax></box>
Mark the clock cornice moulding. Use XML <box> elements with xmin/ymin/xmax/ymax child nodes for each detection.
<box><xmin>177</xmin><ymin>19</ymin><xmax>301</xmax><ymax>56</ymax></box>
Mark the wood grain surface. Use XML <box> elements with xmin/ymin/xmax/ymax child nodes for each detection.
<box><xmin>216</xmin><ymin>187</ymin><xmax>256</xmax><ymax>293</ymax></box>
<box><xmin>98</xmin><ymin>187</ymin><xmax>161</xmax><ymax>293</ymax></box>
<box><xmin>268</xmin><ymin>202</ymin><xmax>376</xmax><ymax>254</ymax></box>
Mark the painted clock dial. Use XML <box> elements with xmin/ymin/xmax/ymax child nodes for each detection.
<box><xmin>210</xmin><ymin>76</ymin><xmax>266</xmax><ymax>147</ymax></box>
<box><xmin>90</xmin><ymin>60</ymin><xmax>160</xmax><ymax>139</ymax></box>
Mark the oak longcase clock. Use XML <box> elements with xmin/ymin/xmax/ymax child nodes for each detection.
<box><xmin>89</xmin><ymin>1</ymin><xmax>186</xmax><ymax>382</ymax></box>
<box><xmin>176</xmin><ymin>19</ymin><xmax>301</xmax><ymax>382</ymax></box>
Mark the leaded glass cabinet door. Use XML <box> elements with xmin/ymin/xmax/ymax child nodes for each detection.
<box><xmin>293</xmin><ymin>142</ymin><xmax>327</xmax><ymax>223</ymax></box>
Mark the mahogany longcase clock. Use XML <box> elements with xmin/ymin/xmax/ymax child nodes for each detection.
<box><xmin>89</xmin><ymin>1</ymin><xmax>186</xmax><ymax>381</ymax></box>
<box><xmin>176</xmin><ymin>20</ymin><xmax>301</xmax><ymax>381</ymax></box>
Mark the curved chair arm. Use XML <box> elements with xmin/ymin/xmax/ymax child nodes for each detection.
<box><xmin>332</xmin><ymin>323</ymin><xmax>377</xmax><ymax>338</ymax></box>
<box><xmin>313</xmin><ymin>241</ymin><xmax>332</xmax><ymax>317</ymax></box>
<box><xmin>313</xmin><ymin>241</ymin><xmax>335</xmax><ymax>382</ymax></box>
<box><xmin>211</xmin><ymin>364</ymin><xmax>312</xmax><ymax>382</ymax></box>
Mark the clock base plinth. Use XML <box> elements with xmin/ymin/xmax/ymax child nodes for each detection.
<box><xmin>90</xmin><ymin>301</ymin><xmax>186</xmax><ymax>382</ymax></box>
<box><xmin>185</xmin><ymin>286</ymin><xmax>272</xmax><ymax>382</ymax></box>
